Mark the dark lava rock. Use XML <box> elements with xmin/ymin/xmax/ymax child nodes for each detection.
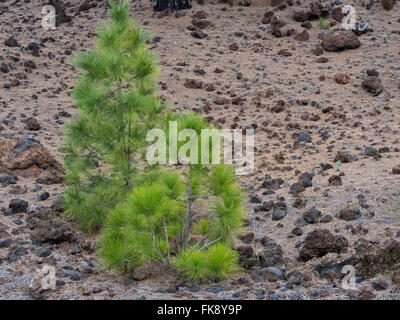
<box><xmin>392</xmin><ymin>166</ymin><xmax>400</xmax><ymax>174</ymax></box>
<box><xmin>292</xmin><ymin>227</ymin><xmax>303</xmax><ymax>236</ymax></box>
<box><xmin>5</xmin><ymin>36</ymin><xmax>20</xmax><ymax>47</ymax></box>
<box><xmin>271</xmin><ymin>100</ymin><xmax>286</xmax><ymax>112</ymax></box>
<box><xmin>184</xmin><ymin>78</ymin><xmax>203</xmax><ymax>89</ymax></box>
<box><xmin>13</xmin><ymin>246</ymin><xmax>28</xmax><ymax>255</ymax></box>
<box><xmin>0</xmin><ymin>139</ymin><xmax>63</xmax><ymax>179</ymax></box>
<box><xmin>328</xmin><ymin>175</ymin><xmax>342</xmax><ymax>186</ymax></box>
<box><xmin>0</xmin><ymin>62</ymin><xmax>9</xmax><ymax>73</ymax></box>
<box><xmin>250</xmin><ymin>195</ymin><xmax>262</xmax><ymax>203</ymax></box>
<box><xmin>293</xmin><ymin>10</ymin><xmax>311</xmax><ymax>22</ymax></box>
<box><xmin>290</xmin><ymin>172</ymin><xmax>313</xmax><ymax>195</ymax></box>
<box><xmin>299</xmin><ymin>229</ymin><xmax>348</xmax><ymax>262</ymax></box>
<box><xmin>192</xmin><ymin>18</ymin><xmax>210</xmax><ymax>29</ymax></box>
<box><xmin>335</xmin><ymin>73</ymin><xmax>350</xmax><ymax>85</ymax></box>
<box><xmin>0</xmin><ymin>238</ymin><xmax>12</xmax><ymax>248</ymax></box>
<box><xmin>259</xmin><ymin>240</ymin><xmax>284</xmax><ymax>267</ymax></box>
<box><xmin>7</xmin><ymin>246</ymin><xmax>28</xmax><ymax>262</ymax></box>
<box><xmin>382</xmin><ymin>0</ymin><xmax>397</xmax><ymax>10</ymax></box>
<box><xmin>239</xmin><ymin>232</ymin><xmax>254</xmax><ymax>244</ymax></box>
<box><xmin>236</xmin><ymin>245</ymin><xmax>258</xmax><ymax>269</ymax></box>
<box><xmin>26</xmin><ymin>117</ymin><xmax>41</xmax><ymax>131</ymax></box>
<box><xmin>78</xmin><ymin>0</ymin><xmax>98</xmax><ymax>13</ymax></box>
<box><xmin>298</xmin><ymin>131</ymin><xmax>311</xmax><ymax>143</ymax></box>
<box><xmin>3</xmin><ymin>208</ymin><xmax>14</xmax><ymax>216</ymax></box>
<box><xmin>367</xmin><ymin>69</ymin><xmax>379</xmax><ymax>77</ymax></box>
<box><xmin>256</xmin><ymin>200</ymin><xmax>274</xmax><ymax>212</ymax></box>
<box><xmin>355</xmin><ymin>239</ymin><xmax>400</xmax><ymax>281</ymax></box>
<box><xmin>372</xmin><ymin>279</ymin><xmax>388</xmax><ymax>291</ymax></box>
<box><xmin>292</xmin><ymin>197</ymin><xmax>306</xmax><ymax>209</ymax></box>
<box><xmin>131</xmin><ymin>265</ymin><xmax>153</xmax><ymax>281</ymax></box>
<box><xmin>36</xmin><ymin>247</ymin><xmax>52</xmax><ymax>257</ymax></box>
<box><xmin>38</xmin><ymin>192</ymin><xmax>50</xmax><ymax>201</ymax></box>
<box><xmin>294</xmin><ymin>29</ymin><xmax>309</xmax><ymax>42</ymax></box>
<box><xmin>338</xmin><ymin>208</ymin><xmax>361</xmax><ymax>221</ymax></box>
<box><xmin>317</xmin><ymin>57</ymin><xmax>329</xmax><ymax>63</ymax></box>
<box><xmin>271</xmin><ymin>201</ymin><xmax>287</xmax><ymax>221</ymax></box>
<box><xmin>299</xmin><ymin>172</ymin><xmax>313</xmax><ymax>188</ymax></box>
<box><xmin>320</xmin><ymin>215</ymin><xmax>333</xmax><ymax>223</ymax></box>
<box><xmin>365</xmin><ymin>147</ymin><xmax>381</xmax><ymax>159</ymax></box>
<box><xmin>301</xmin><ymin>21</ymin><xmax>312</xmax><ymax>29</ymax></box>
<box><xmin>294</xmin><ymin>218</ymin><xmax>308</xmax><ymax>228</ymax></box>
<box><xmin>229</xmin><ymin>42</ymin><xmax>239</xmax><ymax>51</ymax></box>
<box><xmin>47</xmin><ymin>0</ymin><xmax>72</xmax><ymax>25</ymax></box>
<box><xmin>193</xmin><ymin>10</ymin><xmax>207</xmax><ymax>19</ymax></box>
<box><xmin>290</xmin><ymin>182</ymin><xmax>305</xmax><ymax>195</ymax></box>
<box><xmin>27</xmin><ymin>42</ymin><xmax>40</xmax><ymax>51</ymax></box>
<box><xmin>303</xmin><ymin>208</ymin><xmax>321</xmax><ymax>224</ymax></box>
<box><xmin>271</xmin><ymin>0</ymin><xmax>286</xmax><ymax>7</ymax></box>
<box><xmin>27</xmin><ymin>208</ymin><xmax>73</xmax><ymax>244</ymax></box>
<box><xmin>253</xmin><ymin>266</ymin><xmax>284</xmax><ymax>282</ymax></box>
<box><xmin>262</xmin><ymin>178</ymin><xmax>284</xmax><ymax>190</ymax></box>
<box><xmin>362</xmin><ymin>77</ymin><xmax>384</xmax><ymax>96</ymax></box>
<box><xmin>9</xmin><ymin>199</ymin><xmax>28</xmax><ymax>213</ymax></box>
<box><xmin>191</xmin><ymin>30</ymin><xmax>207</xmax><ymax>39</ymax></box>
<box><xmin>331</xmin><ymin>7</ymin><xmax>345</xmax><ymax>22</ymax></box>
<box><xmin>334</xmin><ymin>151</ymin><xmax>353</xmax><ymax>163</ymax></box>
<box><xmin>277</xmin><ymin>48</ymin><xmax>292</xmax><ymax>57</ymax></box>
<box><xmin>321</xmin><ymin>30</ymin><xmax>361</xmax><ymax>52</ymax></box>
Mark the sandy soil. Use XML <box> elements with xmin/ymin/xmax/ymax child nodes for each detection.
<box><xmin>1</xmin><ymin>0</ymin><xmax>400</xmax><ymax>299</ymax></box>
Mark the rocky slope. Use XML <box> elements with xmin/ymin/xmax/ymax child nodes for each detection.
<box><xmin>1</xmin><ymin>0</ymin><xmax>400</xmax><ymax>299</ymax></box>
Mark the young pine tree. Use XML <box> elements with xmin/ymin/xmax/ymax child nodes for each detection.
<box><xmin>99</xmin><ymin>112</ymin><xmax>245</xmax><ymax>283</ymax></box>
<box><xmin>61</xmin><ymin>0</ymin><xmax>164</xmax><ymax>232</ymax></box>
<box><xmin>63</xmin><ymin>0</ymin><xmax>246</xmax><ymax>283</ymax></box>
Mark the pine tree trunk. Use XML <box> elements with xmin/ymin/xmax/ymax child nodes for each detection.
<box><xmin>153</xmin><ymin>0</ymin><xmax>192</xmax><ymax>12</ymax></box>
<box><xmin>183</xmin><ymin>175</ymin><xmax>193</xmax><ymax>250</ymax></box>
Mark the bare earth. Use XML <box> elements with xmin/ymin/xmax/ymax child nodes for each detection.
<box><xmin>1</xmin><ymin>0</ymin><xmax>400</xmax><ymax>299</ymax></box>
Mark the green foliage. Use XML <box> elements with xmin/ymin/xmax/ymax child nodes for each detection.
<box><xmin>204</xmin><ymin>242</ymin><xmax>240</xmax><ymax>282</ymax></box>
<box><xmin>160</xmin><ymin>171</ymin><xmax>185</xmax><ymax>200</ymax></box>
<box><xmin>210</xmin><ymin>165</ymin><xmax>238</xmax><ymax>196</ymax></box>
<box><xmin>209</xmin><ymin>165</ymin><xmax>244</xmax><ymax>241</ymax></box>
<box><xmin>63</xmin><ymin>0</ymin><xmax>246</xmax><ymax>283</ymax></box>
<box><xmin>194</xmin><ymin>218</ymin><xmax>211</xmax><ymax>238</ymax></box>
<box><xmin>211</xmin><ymin>191</ymin><xmax>245</xmax><ymax>241</ymax></box>
<box><xmin>98</xmin><ymin>176</ymin><xmax>184</xmax><ymax>271</ymax></box>
<box><xmin>62</xmin><ymin>0</ymin><xmax>163</xmax><ymax>231</ymax></box>
<box><xmin>319</xmin><ymin>17</ymin><xmax>331</xmax><ymax>30</ymax></box>
<box><xmin>174</xmin><ymin>249</ymin><xmax>208</xmax><ymax>283</ymax></box>
<box><xmin>98</xmin><ymin>165</ymin><xmax>244</xmax><ymax>274</ymax></box>
<box><xmin>174</xmin><ymin>243</ymin><xmax>240</xmax><ymax>283</ymax></box>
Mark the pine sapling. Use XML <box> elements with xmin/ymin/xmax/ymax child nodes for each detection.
<box><xmin>61</xmin><ymin>0</ymin><xmax>164</xmax><ymax>231</ymax></box>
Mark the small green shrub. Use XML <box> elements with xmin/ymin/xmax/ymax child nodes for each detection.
<box><xmin>319</xmin><ymin>17</ymin><xmax>331</xmax><ymax>30</ymax></box>
<box><xmin>174</xmin><ymin>243</ymin><xmax>240</xmax><ymax>283</ymax></box>
<box><xmin>174</xmin><ymin>249</ymin><xmax>208</xmax><ymax>283</ymax></box>
<box><xmin>203</xmin><ymin>242</ymin><xmax>240</xmax><ymax>282</ymax></box>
